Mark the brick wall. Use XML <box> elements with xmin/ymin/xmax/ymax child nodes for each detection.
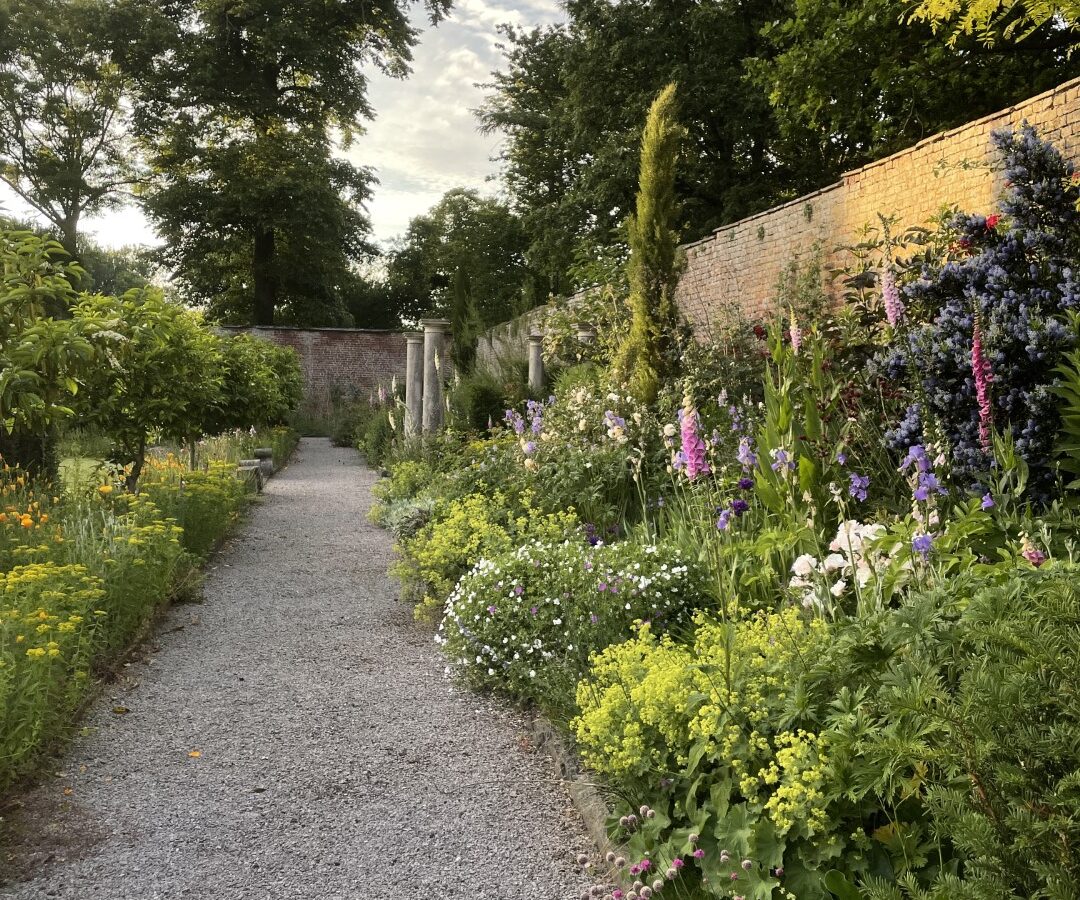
<box><xmin>221</xmin><ymin>326</ymin><xmax>407</xmax><ymax>404</ymax></box>
<box><xmin>677</xmin><ymin>76</ymin><xmax>1080</xmax><ymax>336</ymax></box>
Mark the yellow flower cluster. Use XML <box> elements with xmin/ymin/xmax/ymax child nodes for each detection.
<box><xmin>1</xmin><ymin>562</ymin><xmax>106</xmax><ymax>663</ymax></box>
<box><xmin>575</xmin><ymin>607</ymin><xmax>833</xmax><ymax>836</ymax></box>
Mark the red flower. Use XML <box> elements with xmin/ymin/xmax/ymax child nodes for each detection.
<box><xmin>986</xmin><ymin>214</ymin><xmax>1000</xmax><ymax>230</ymax></box>
<box><xmin>753</xmin><ymin>324</ymin><xmax>766</xmax><ymax>340</ymax></box>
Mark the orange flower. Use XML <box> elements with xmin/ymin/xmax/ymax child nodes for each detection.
<box><xmin>20</xmin><ymin>515</ymin><xmax>33</xmax><ymax>528</ymax></box>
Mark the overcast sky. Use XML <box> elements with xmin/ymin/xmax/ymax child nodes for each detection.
<box><xmin>0</xmin><ymin>0</ymin><xmax>564</xmax><ymax>251</ymax></box>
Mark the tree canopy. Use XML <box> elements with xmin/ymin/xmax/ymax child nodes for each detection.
<box><xmin>0</xmin><ymin>0</ymin><xmax>136</xmax><ymax>263</ymax></box>
<box><xmin>480</xmin><ymin>0</ymin><xmax>1080</xmax><ymax>297</ymax></box>
<box><xmin>385</xmin><ymin>188</ymin><xmax>532</xmax><ymax>329</ymax></box>
<box><xmin>109</xmin><ymin>0</ymin><xmax>450</xmax><ymax>326</ymax></box>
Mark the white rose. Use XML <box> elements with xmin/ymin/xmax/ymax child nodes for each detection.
<box><xmin>791</xmin><ymin>554</ymin><xmax>817</xmax><ymax>577</ymax></box>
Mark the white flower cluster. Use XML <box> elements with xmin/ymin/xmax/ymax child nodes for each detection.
<box><xmin>435</xmin><ymin>538</ymin><xmax>696</xmax><ymax>693</ymax></box>
<box><xmin>788</xmin><ymin>520</ymin><xmax>890</xmax><ymax>612</ymax></box>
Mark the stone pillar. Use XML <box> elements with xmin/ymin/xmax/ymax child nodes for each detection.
<box><xmin>421</xmin><ymin>319</ymin><xmax>451</xmax><ymax>433</ymax></box>
<box><xmin>404</xmin><ymin>332</ymin><xmax>424</xmax><ymax>439</ymax></box>
<box><xmin>528</xmin><ymin>332</ymin><xmax>544</xmax><ymax>394</ymax></box>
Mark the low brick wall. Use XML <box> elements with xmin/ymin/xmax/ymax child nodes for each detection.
<box><xmin>221</xmin><ymin>326</ymin><xmax>407</xmax><ymax>405</ymax></box>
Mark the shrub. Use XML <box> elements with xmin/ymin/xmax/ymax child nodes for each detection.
<box><xmin>0</xmin><ymin>562</ymin><xmax>106</xmax><ymax>783</ymax></box>
<box><xmin>449</xmin><ymin>368</ymin><xmax>509</xmax><ymax>432</ymax></box>
<box><xmin>574</xmin><ymin>606</ymin><xmax>841</xmax><ymax>898</ymax></box>
<box><xmin>439</xmin><ymin>538</ymin><xmax>702</xmax><ymax>712</ymax></box>
<box><xmin>885</xmin><ymin>126</ymin><xmax>1080</xmax><ymax>492</ymax></box>
<box><xmin>395</xmin><ymin>491</ymin><xmax>581</xmax><ymax>621</ymax></box>
<box><xmin>139</xmin><ymin>458</ymin><xmax>249</xmax><ymax>559</ymax></box>
<box><xmin>835</xmin><ymin>566</ymin><xmax>1080</xmax><ymax>899</ymax></box>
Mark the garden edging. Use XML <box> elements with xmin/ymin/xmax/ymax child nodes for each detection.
<box><xmin>526</xmin><ymin>715</ymin><xmax>615</xmax><ymax>857</ymax></box>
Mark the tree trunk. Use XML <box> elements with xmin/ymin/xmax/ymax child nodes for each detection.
<box><xmin>124</xmin><ymin>437</ymin><xmax>146</xmax><ymax>493</ymax></box>
<box><xmin>44</xmin><ymin>214</ymin><xmax>81</xmax><ymax>318</ymax></box>
<box><xmin>253</xmin><ymin>226</ymin><xmax>277</xmax><ymax>326</ymax></box>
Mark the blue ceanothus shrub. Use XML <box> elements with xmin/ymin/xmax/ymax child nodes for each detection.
<box><xmin>884</xmin><ymin>125</ymin><xmax>1080</xmax><ymax>493</ymax></box>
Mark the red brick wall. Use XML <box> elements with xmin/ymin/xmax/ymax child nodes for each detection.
<box><xmin>221</xmin><ymin>326</ymin><xmax>407</xmax><ymax>404</ymax></box>
<box><xmin>676</xmin><ymin>76</ymin><xmax>1080</xmax><ymax>336</ymax></box>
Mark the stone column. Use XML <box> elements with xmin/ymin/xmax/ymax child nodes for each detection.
<box><xmin>528</xmin><ymin>332</ymin><xmax>544</xmax><ymax>394</ymax></box>
<box><xmin>404</xmin><ymin>332</ymin><xmax>424</xmax><ymax>439</ymax></box>
<box><xmin>421</xmin><ymin>319</ymin><xmax>451</xmax><ymax>433</ymax></box>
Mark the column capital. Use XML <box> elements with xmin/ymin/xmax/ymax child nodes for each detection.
<box><xmin>404</xmin><ymin>331</ymin><xmax>424</xmax><ymax>343</ymax></box>
<box><xmin>420</xmin><ymin>318</ymin><xmax>451</xmax><ymax>332</ymax></box>
<box><xmin>528</xmin><ymin>331</ymin><xmax>544</xmax><ymax>344</ymax></box>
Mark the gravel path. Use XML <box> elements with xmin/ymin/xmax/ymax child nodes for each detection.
<box><xmin>1</xmin><ymin>438</ymin><xmax>593</xmax><ymax>900</ymax></box>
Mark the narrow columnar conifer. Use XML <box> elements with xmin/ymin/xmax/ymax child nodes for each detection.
<box><xmin>613</xmin><ymin>83</ymin><xmax>685</xmax><ymax>405</ymax></box>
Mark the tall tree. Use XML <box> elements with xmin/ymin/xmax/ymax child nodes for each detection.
<box><xmin>385</xmin><ymin>188</ymin><xmax>532</xmax><ymax>327</ymax></box>
<box><xmin>749</xmin><ymin>0</ymin><xmax>1080</xmax><ymax>181</ymax></box>
<box><xmin>112</xmin><ymin>0</ymin><xmax>449</xmax><ymax>326</ymax></box>
<box><xmin>613</xmin><ymin>84</ymin><xmax>685</xmax><ymax>405</ymax></box>
<box><xmin>0</xmin><ymin>0</ymin><xmax>136</xmax><ymax>265</ymax></box>
<box><xmin>481</xmin><ymin>0</ymin><xmax>796</xmax><ymax>293</ymax></box>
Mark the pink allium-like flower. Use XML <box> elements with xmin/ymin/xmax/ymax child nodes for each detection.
<box><xmin>680</xmin><ymin>397</ymin><xmax>711</xmax><ymax>481</ymax></box>
<box><xmin>972</xmin><ymin>317</ymin><xmax>994</xmax><ymax>451</ymax></box>
<box><xmin>882</xmin><ymin>267</ymin><xmax>904</xmax><ymax>327</ymax></box>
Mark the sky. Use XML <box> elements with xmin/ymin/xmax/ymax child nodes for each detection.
<box><xmin>0</xmin><ymin>0</ymin><xmax>564</xmax><ymax>251</ymax></box>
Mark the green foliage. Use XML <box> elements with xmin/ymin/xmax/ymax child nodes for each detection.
<box><xmin>575</xmin><ymin>607</ymin><xmax>840</xmax><ymax>898</ymax></box>
<box><xmin>479</xmin><ymin>0</ymin><xmax>803</xmax><ymax>292</ymax></box>
<box><xmin>439</xmin><ymin>538</ymin><xmax>703</xmax><ymax>714</ymax></box>
<box><xmin>837</xmin><ymin>568</ymin><xmax>1080</xmax><ymax>899</ymax></box>
<box><xmin>904</xmin><ymin>0</ymin><xmax>1080</xmax><ymax>46</ymax></box>
<box><xmin>448</xmin><ymin>368</ymin><xmax>522</xmax><ymax>433</ymax></box>
<box><xmin>117</xmin><ymin>0</ymin><xmax>449</xmax><ymax>325</ymax></box>
<box><xmin>75</xmin><ymin>290</ymin><xmax>224</xmax><ymax>489</ymax></box>
<box><xmin>0</xmin><ymin>230</ymin><xmax>97</xmax><ymax>471</ymax></box>
<box><xmin>750</xmin><ymin>0</ymin><xmax>1077</xmax><ymax>183</ymax></box>
<box><xmin>613</xmin><ymin>84</ymin><xmax>685</xmax><ymax>405</ymax></box>
<box><xmin>0</xmin><ymin>0</ymin><xmax>135</xmax><ymax>259</ymax></box>
<box><xmin>213</xmin><ymin>335</ymin><xmax>303</xmax><ymax>433</ymax></box>
<box><xmin>393</xmin><ymin>490</ymin><xmax>578</xmax><ymax>622</ymax></box>
<box><xmin>386</xmin><ymin>188</ymin><xmax>533</xmax><ymax>329</ymax></box>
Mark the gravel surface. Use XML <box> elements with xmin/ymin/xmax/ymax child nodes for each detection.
<box><xmin>1</xmin><ymin>438</ymin><xmax>593</xmax><ymax>900</ymax></box>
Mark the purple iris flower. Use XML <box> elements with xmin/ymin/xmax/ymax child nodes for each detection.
<box><xmin>914</xmin><ymin>472</ymin><xmax>946</xmax><ymax>501</ymax></box>
<box><xmin>736</xmin><ymin>437</ymin><xmax>756</xmax><ymax>470</ymax></box>
<box><xmin>849</xmin><ymin>472</ymin><xmax>869</xmax><ymax>502</ymax></box>
<box><xmin>912</xmin><ymin>532</ymin><xmax>935</xmax><ymax>559</ymax></box>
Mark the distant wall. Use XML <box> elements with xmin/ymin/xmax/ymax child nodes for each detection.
<box><xmin>475</xmin><ymin>307</ymin><xmax>550</xmax><ymax>372</ymax></box>
<box><xmin>221</xmin><ymin>326</ymin><xmax>406</xmax><ymax>405</ymax></box>
<box><xmin>677</xmin><ymin>76</ymin><xmax>1080</xmax><ymax>336</ymax></box>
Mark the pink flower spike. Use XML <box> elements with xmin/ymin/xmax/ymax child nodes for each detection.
<box><xmin>882</xmin><ymin>267</ymin><xmax>904</xmax><ymax>327</ymax></box>
<box><xmin>972</xmin><ymin>317</ymin><xmax>994</xmax><ymax>451</ymax></box>
<box><xmin>679</xmin><ymin>398</ymin><xmax>711</xmax><ymax>481</ymax></box>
